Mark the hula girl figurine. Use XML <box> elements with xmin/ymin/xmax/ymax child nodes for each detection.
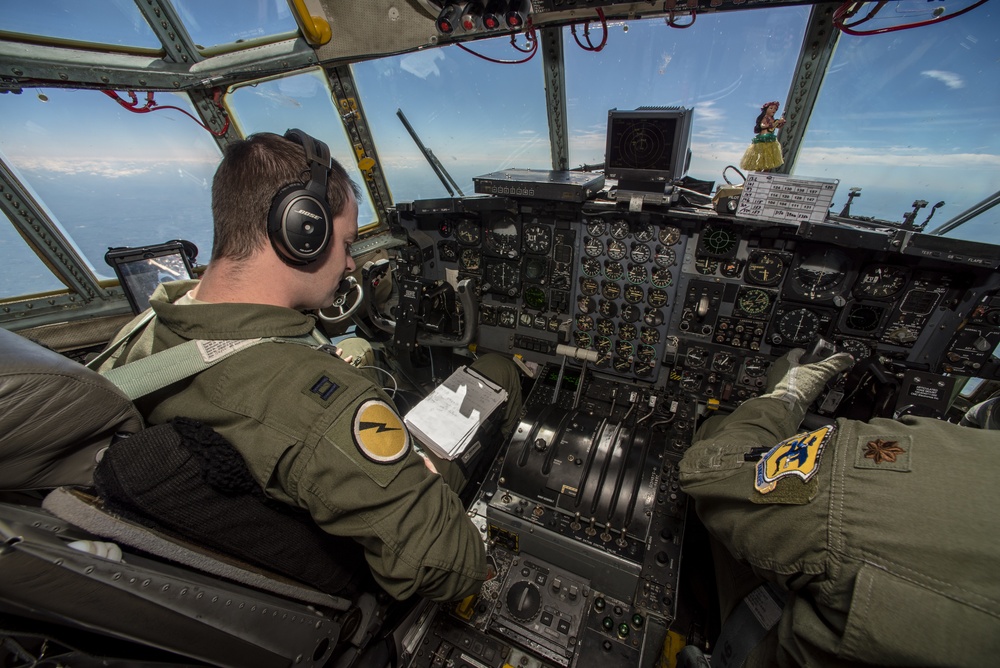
<box><xmin>740</xmin><ymin>100</ymin><xmax>786</xmax><ymax>172</ymax></box>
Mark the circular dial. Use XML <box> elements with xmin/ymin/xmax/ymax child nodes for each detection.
<box><xmin>700</xmin><ymin>227</ymin><xmax>738</xmax><ymax>256</ymax></box>
<box><xmin>485</xmin><ymin>218</ymin><xmax>520</xmax><ymax>258</ymax></box>
<box><xmin>839</xmin><ymin>338</ymin><xmax>872</xmax><ymax>359</ymax></box>
<box><xmin>686</xmin><ymin>347</ymin><xmax>708</xmax><ymax>367</ymax></box>
<box><xmin>720</xmin><ymin>259</ymin><xmax>743</xmax><ymax>278</ymax></box>
<box><xmin>584</xmin><ymin>237</ymin><xmax>604</xmax><ymax>258</ymax></box>
<box><xmin>615</xmin><ymin>340</ymin><xmax>634</xmax><ymax>358</ymax></box>
<box><xmin>745</xmin><ymin>251</ymin><xmax>785</xmax><ymax>286</ymax></box>
<box><xmin>576</xmin><ymin>314</ymin><xmax>595</xmax><ymax>331</ymax></box>
<box><xmin>623</xmin><ymin>284</ymin><xmax>644</xmax><ymax>304</ymax></box>
<box><xmin>654</xmin><ymin>246</ymin><xmax>676</xmax><ymax>268</ymax></box>
<box><xmin>598</xmin><ymin>299</ymin><xmax>618</xmax><ymax>318</ymax></box>
<box><xmin>597</xmin><ymin>319</ymin><xmax>615</xmax><ymax>336</ymax></box>
<box><xmin>695</xmin><ymin>257</ymin><xmax>719</xmax><ymax>275</ymax></box>
<box><xmin>619</xmin><ymin>323</ymin><xmax>638</xmax><ymax>340</ymax></box>
<box><xmin>607</xmin><ymin>239</ymin><xmax>628</xmax><ymax>260</ymax></box>
<box><xmin>594</xmin><ymin>336</ymin><xmax>612</xmax><ymax>354</ymax></box>
<box><xmin>523</xmin><ymin>286</ymin><xmax>546</xmax><ymax>310</ymax></box>
<box><xmin>736</xmin><ymin>287</ymin><xmax>773</xmax><ymax>317</ymax></box>
<box><xmin>456</xmin><ymin>220</ymin><xmax>481</xmax><ymax>245</ymax></box>
<box><xmin>524</xmin><ymin>257</ymin><xmax>546</xmax><ymax>280</ymax></box>
<box><xmin>634</xmin><ymin>223</ymin><xmax>655</xmax><ymax>242</ymax></box>
<box><xmin>459</xmin><ymin>248</ymin><xmax>481</xmax><ymax>271</ymax></box>
<box><xmin>777</xmin><ymin>308</ymin><xmax>821</xmax><ymax>345</ymax></box>
<box><xmin>613</xmin><ymin>356</ymin><xmax>632</xmax><ymax>373</ymax></box>
<box><xmin>574</xmin><ymin>331</ymin><xmax>592</xmax><ymax>349</ymax></box>
<box><xmin>651</xmin><ymin>267</ymin><xmax>673</xmax><ymax>288</ymax></box>
<box><xmin>640</xmin><ymin>327</ymin><xmax>660</xmax><ymax>345</ymax></box>
<box><xmin>498</xmin><ymin>308</ymin><xmax>516</xmax><ymax>327</ymax></box>
<box><xmin>743</xmin><ymin>356</ymin><xmax>769</xmax><ymax>378</ymax></box>
<box><xmin>630</xmin><ymin>243</ymin><xmax>651</xmax><ymax>263</ymax></box>
<box><xmin>519</xmin><ymin>311</ymin><xmax>533</xmax><ymax>327</ymax></box>
<box><xmin>712</xmin><ymin>352</ymin><xmax>737</xmax><ymax>373</ymax></box>
<box><xmin>844</xmin><ymin>304</ymin><xmax>883</xmax><ymax>332</ymax></box>
<box><xmin>506</xmin><ymin>582</ymin><xmax>541</xmax><ymax>622</ymax></box>
<box><xmin>621</xmin><ymin>305</ymin><xmax>641</xmax><ymax>323</ymax></box>
<box><xmin>636</xmin><ymin>344</ymin><xmax>657</xmax><ymax>364</ymax></box>
<box><xmin>439</xmin><ymin>221</ymin><xmax>453</xmax><ymax>237</ymax></box>
<box><xmin>438</xmin><ymin>241</ymin><xmax>457</xmax><ymax>262</ymax></box>
<box><xmin>582</xmin><ymin>258</ymin><xmax>602</xmax><ymax>277</ymax></box>
<box><xmin>523</xmin><ymin>224</ymin><xmax>551</xmax><ymax>254</ymax></box>
<box><xmin>643</xmin><ymin>309</ymin><xmax>664</xmax><ymax>327</ymax></box>
<box><xmin>580</xmin><ymin>277</ymin><xmax>599</xmax><ymax>296</ymax></box>
<box><xmin>577</xmin><ymin>295</ymin><xmax>596</xmax><ymax>314</ymax></box>
<box><xmin>586</xmin><ymin>219</ymin><xmax>607</xmax><ymax>237</ymax></box>
<box><xmin>601</xmin><ymin>281</ymin><xmax>621</xmax><ymax>300</ymax></box>
<box><xmin>659</xmin><ymin>225</ymin><xmax>681</xmax><ymax>245</ymax></box>
<box><xmin>610</xmin><ymin>219</ymin><xmax>631</xmax><ymax>240</ymax></box>
<box><xmin>856</xmin><ymin>264</ymin><xmax>908</xmax><ymax>299</ymax></box>
<box><xmin>627</xmin><ymin>264</ymin><xmax>648</xmax><ymax>285</ymax></box>
<box><xmin>604</xmin><ymin>261</ymin><xmax>624</xmax><ymax>281</ymax></box>
<box><xmin>791</xmin><ymin>249</ymin><xmax>851</xmax><ymax>300</ymax></box>
<box><xmin>647</xmin><ymin>288</ymin><xmax>668</xmax><ymax>308</ymax></box>
<box><xmin>485</xmin><ymin>262</ymin><xmax>519</xmax><ymax>296</ymax></box>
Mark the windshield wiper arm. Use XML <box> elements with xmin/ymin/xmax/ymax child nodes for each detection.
<box><xmin>396</xmin><ymin>108</ymin><xmax>464</xmax><ymax>197</ymax></box>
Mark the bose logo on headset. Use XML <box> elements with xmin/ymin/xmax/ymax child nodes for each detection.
<box><xmin>267</xmin><ymin>128</ymin><xmax>333</xmax><ymax>266</ymax></box>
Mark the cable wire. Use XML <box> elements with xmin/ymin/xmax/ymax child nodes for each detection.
<box><xmin>101</xmin><ymin>89</ymin><xmax>231</xmax><ymax>136</ymax></box>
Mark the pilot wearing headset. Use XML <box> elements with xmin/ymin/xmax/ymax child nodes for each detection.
<box><xmin>678</xmin><ymin>350</ymin><xmax>1000</xmax><ymax>667</ymax></box>
<box><xmin>99</xmin><ymin>130</ymin><xmax>522</xmax><ymax>602</ymax></box>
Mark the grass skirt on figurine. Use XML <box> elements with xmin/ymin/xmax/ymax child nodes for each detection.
<box><xmin>740</xmin><ymin>132</ymin><xmax>783</xmax><ymax>172</ymax></box>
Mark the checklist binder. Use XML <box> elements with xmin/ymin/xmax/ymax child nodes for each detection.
<box><xmin>403</xmin><ymin>366</ymin><xmax>508</xmax><ymax>460</ymax></box>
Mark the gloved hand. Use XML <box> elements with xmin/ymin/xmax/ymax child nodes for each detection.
<box><xmin>762</xmin><ymin>348</ymin><xmax>855</xmax><ymax>414</ymax></box>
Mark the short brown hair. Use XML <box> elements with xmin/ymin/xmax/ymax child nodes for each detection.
<box><xmin>210</xmin><ymin>132</ymin><xmax>360</xmax><ymax>262</ymax></box>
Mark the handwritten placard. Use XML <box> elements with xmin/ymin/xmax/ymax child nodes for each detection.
<box><xmin>736</xmin><ymin>172</ymin><xmax>839</xmax><ymax>224</ymax></box>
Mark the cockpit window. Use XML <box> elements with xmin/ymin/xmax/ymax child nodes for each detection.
<box><xmin>0</xmin><ymin>88</ymin><xmax>219</xmax><ymax>285</ymax></box>
<box><xmin>170</xmin><ymin>0</ymin><xmax>298</xmax><ymax>52</ymax></box>
<box><xmin>352</xmin><ymin>36</ymin><xmax>551</xmax><ymax>202</ymax></box>
<box><xmin>226</xmin><ymin>69</ymin><xmax>380</xmax><ymax>230</ymax></box>
<box><xmin>796</xmin><ymin>5</ymin><xmax>999</xmax><ymax>242</ymax></box>
<box><xmin>0</xmin><ymin>206</ymin><xmax>66</xmax><ymax>297</ymax></box>
<box><xmin>1</xmin><ymin>0</ymin><xmax>161</xmax><ymax>50</ymax></box>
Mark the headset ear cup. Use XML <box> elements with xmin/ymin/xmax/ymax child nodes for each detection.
<box><xmin>268</xmin><ymin>183</ymin><xmax>331</xmax><ymax>264</ymax></box>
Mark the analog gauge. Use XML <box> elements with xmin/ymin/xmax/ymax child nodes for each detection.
<box><xmin>844</xmin><ymin>303</ymin><xmax>883</xmax><ymax>332</ymax></box>
<box><xmin>574</xmin><ymin>331</ymin><xmax>592</xmax><ymax>349</ymax></box>
<box><xmin>576</xmin><ymin>314</ymin><xmax>595</xmax><ymax>331</ymax></box>
<box><xmin>524</xmin><ymin>257</ymin><xmax>547</xmax><ymax>281</ymax></box>
<box><xmin>498</xmin><ymin>308</ymin><xmax>517</xmax><ymax>328</ymax></box>
<box><xmin>534</xmin><ymin>313</ymin><xmax>548</xmax><ymax>330</ymax></box>
<box><xmin>643</xmin><ymin>309</ymin><xmax>664</xmax><ymax>327</ymax></box>
<box><xmin>523</xmin><ymin>224</ymin><xmax>551</xmax><ymax>254</ymax></box>
<box><xmin>582</xmin><ymin>258</ymin><xmax>602</xmax><ymax>277</ymax></box>
<box><xmin>640</xmin><ymin>327</ymin><xmax>660</xmax><ymax>345</ymax></box>
<box><xmin>721</xmin><ymin>259</ymin><xmax>743</xmax><ymax>279</ymax></box>
<box><xmin>619</xmin><ymin>323</ymin><xmax>638</xmax><ymax>340</ymax></box>
<box><xmin>547</xmin><ymin>317</ymin><xmax>560</xmax><ymax>332</ymax></box>
<box><xmin>686</xmin><ymin>347</ymin><xmax>708</xmax><ymax>368</ymax></box>
<box><xmin>776</xmin><ymin>308</ymin><xmax>821</xmax><ymax>345</ymax></box>
<box><xmin>695</xmin><ymin>257</ymin><xmax>719</xmax><ymax>275</ymax></box>
<box><xmin>519</xmin><ymin>311</ymin><xmax>533</xmax><ymax>327</ymax></box>
<box><xmin>621</xmin><ymin>305</ymin><xmax>641</xmax><ymax>323</ymax></box>
<box><xmin>459</xmin><ymin>248</ymin><xmax>481</xmax><ymax>271</ymax></box>
<box><xmin>607</xmin><ymin>239</ymin><xmax>628</xmax><ymax>260</ymax></box>
<box><xmin>647</xmin><ymin>288</ymin><xmax>668</xmax><ymax>309</ymax></box>
<box><xmin>480</xmin><ymin>305</ymin><xmax>497</xmax><ymax>326</ymax></box>
<box><xmin>595</xmin><ymin>352</ymin><xmax>612</xmax><ymax>368</ymax></box>
<box><xmin>584</xmin><ymin>237</ymin><xmax>604</xmax><ymax>258</ymax></box>
<box><xmin>438</xmin><ymin>241</ymin><xmax>458</xmax><ymax>262</ymax></box>
<box><xmin>839</xmin><ymin>338</ymin><xmax>872</xmax><ymax>359</ymax></box>
<box><xmin>652</xmin><ymin>267</ymin><xmax>673</xmax><ymax>288</ymax></box>
<box><xmin>654</xmin><ymin>246</ymin><xmax>676</xmax><ymax>268</ymax></box>
<box><xmin>856</xmin><ymin>264</ymin><xmax>908</xmax><ymax>299</ymax></box>
<box><xmin>485</xmin><ymin>262</ymin><xmax>520</xmax><ymax>296</ymax></box>
<box><xmin>524</xmin><ymin>285</ymin><xmax>546</xmax><ymax>310</ymax></box>
<box><xmin>712</xmin><ymin>352</ymin><xmax>736</xmax><ymax>373</ymax></box>
<box><xmin>659</xmin><ymin>225</ymin><xmax>681</xmax><ymax>245</ymax></box>
<box><xmin>735</xmin><ymin>287</ymin><xmax>773</xmax><ymax>317</ymax></box>
<box><xmin>597</xmin><ymin>319</ymin><xmax>616</xmax><ymax>336</ymax></box>
<box><xmin>604</xmin><ymin>261</ymin><xmax>624</xmax><ymax>281</ymax></box>
<box><xmin>601</xmin><ymin>281</ymin><xmax>621</xmax><ymax>300</ymax></box>
<box><xmin>615</xmin><ymin>340</ymin><xmax>635</xmax><ymax>358</ymax></box>
<box><xmin>586</xmin><ymin>218</ymin><xmax>607</xmax><ymax>237</ymax></box>
<box><xmin>439</xmin><ymin>220</ymin><xmax>453</xmax><ymax>237</ymax></box>
<box><xmin>634</xmin><ymin>223</ymin><xmax>655</xmax><ymax>243</ymax></box>
<box><xmin>743</xmin><ymin>356</ymin><xmax>768</xmax><ymax>378</ymax></box>
<box><xmin>485</xmin><ymin>218</ymin><xmax>520</xmax><ymax>258</ymax></box>
<box><xmin>627</xmin><ymin>264</ymin><xmax>648</xmax><ymax>285</ymax></box>
<box><xmin>580</xmin><ymin>277</ymin><xmax>599</xmax><ymax>296</ymax></box>
<box><xmin>613</xmin><ymin>356</ymin><xmax>632</xmax><ymax>373</ymax></box>
<box><xmin>598</xmin><ymin>300</ymin><xmax>618</xmax><ymax>318</ymax></box>
<box><xmin>791</xmin><ymin>249</ymin><xmax>851</xmax><ymax>300</ymax></box>
<box><xmin>610</xmin><ymin>219</ymin><xmax>631</xmax><ymax>240</ymax></box>
<box><xmin>594</xmin><ymin>335</ymin><xmax>612</xmax><ymax>353</ymax></box>
<box><xmin>456</xmin><ymin>220</ymin><xmax>481</xmax><ymax>245</ymax></box>
<box><xmin>623</xmin><ymin>284</ymin><xmax>645</xmax><ymax>304</ymax></box>
<box><xmin>577</xmin><ymin>295</ymin><xmax>596</xmax><ymax>314</ymax></box>
<box><xmin>745</xmin><ymin>251</ymin><xmax>785</xmax><ymax>286</ymax></box>
<box><xmin>637</xmin><ymin>344</ymin><xmax>657</xmax><ymax>364</ymax></box>
<box><xmin>630</xmin><ymin>243</ymin><xmax>651</xmax><ymax>264</ymax></box>
<box><xmin>680</xmin><ymin>373</ymin><xmax>702</xmax><ymax>392</ymax></box>
<box><xmin>699</xmin><ymin>227</ymin><xmax>738</xmax><ymax>256</ymax></box>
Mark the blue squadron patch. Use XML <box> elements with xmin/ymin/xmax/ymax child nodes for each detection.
<box><xmin>755</xmin><ymin>425</ymin><xmax>835</xmax><ymax>494</ymax></box>
<box><xmin>352</xmin><ymin>399</ymin><xmax>410</xmax><ymax>464</ymax></box>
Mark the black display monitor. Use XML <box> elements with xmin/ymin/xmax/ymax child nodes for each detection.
<box><xmin>105</xmin><ymin>240</ymin><xmax>196</xmax><ymax>314</ymax></box>
<box><xmin>605</xmin><ymin>107</ymin><xmax>693</xmax><ymax>188</ymax></box>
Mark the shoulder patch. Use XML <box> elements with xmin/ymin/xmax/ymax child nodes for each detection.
<box><xmin>352</xmin><ymin>399</ymin><xmax>409</xmax><ymax>464</ymax></box>
<box><xmin>755</xmin><ymin>425</ymin><xmax>835</xmax><ymax>494</ymax></box>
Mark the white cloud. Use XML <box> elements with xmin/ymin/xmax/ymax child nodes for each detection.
<box><xmin>921</xmin><ymin>70</ymin><xmax>964</xmax><ymax>89</ymax></box>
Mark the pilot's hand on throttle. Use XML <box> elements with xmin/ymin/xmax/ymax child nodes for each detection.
<box><xmin>763</xmin><ymin>348</ymin><xmax>854</xmax><ymax>411</ymax></box>
<box><xmin>334</xmin><ymin>346</ymin><xmax>355</xmax><ymax>365</ymax></box>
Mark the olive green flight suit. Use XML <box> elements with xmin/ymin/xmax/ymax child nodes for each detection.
<box><xmin>680</xmin><ymin>396</ymin><xmax>1000</xmax><ymax>667</ymax></box>
<box><xmin>101</xmin><ymin>280</ymin><xmax>522</xmax><ymax>602</ymax></box>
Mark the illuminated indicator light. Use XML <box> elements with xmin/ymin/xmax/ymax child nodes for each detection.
<box><xmin>484</xmin><ymin>15</ymin><xmax>500</xmax><ymax>28</ymax></box>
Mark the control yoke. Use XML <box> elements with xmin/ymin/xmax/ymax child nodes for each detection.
<box><xmin>318</xmin><ymin>275</ymin><xmax>364</xmax><ymax>324</ymax></box>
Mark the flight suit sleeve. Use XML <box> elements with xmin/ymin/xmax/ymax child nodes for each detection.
<box><xmin>293</xmin><ymin>384</ymin><xmax>488</xmax><ymax>602</ymax></box>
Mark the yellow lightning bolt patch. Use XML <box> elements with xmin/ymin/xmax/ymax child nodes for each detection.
<box><xmin>352</xmin><ymin>399</ymin><xmax>409</xmax><ymax>464</ymax></box>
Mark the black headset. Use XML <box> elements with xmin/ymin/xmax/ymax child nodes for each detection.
<box><xmin>267</xmin><ymin>128</ymin><xmax>333</xmax><ymax>266</ymax></box>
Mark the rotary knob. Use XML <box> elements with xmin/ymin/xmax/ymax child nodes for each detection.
<box><xmin>505</xmin><ymin>581</ymin><xmax>541</xmax><ymax>622</ymax></box>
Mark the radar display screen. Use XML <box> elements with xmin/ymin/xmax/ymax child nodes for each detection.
<box><xmin>605</xmin><ymin>107</ymin><xmax>693</xmax><ymax>183</ymax></box>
